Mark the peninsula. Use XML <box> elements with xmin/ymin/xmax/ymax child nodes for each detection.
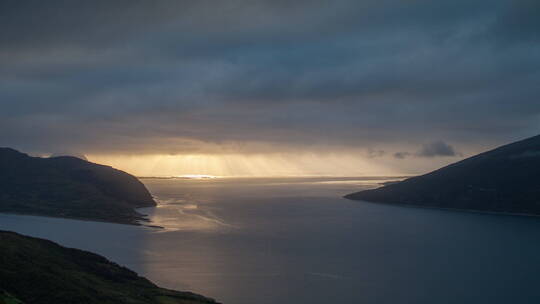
<box><xmin>346</xmin><ymin>135</ymin><xmax>540</xmax><ymax>215</ymax></box>
<box><xmin>0</xmin><ymin>148</ymin><xmax>156</xmax><ymax>225</ymax></box>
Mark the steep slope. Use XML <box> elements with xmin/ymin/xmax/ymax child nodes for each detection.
<box><xmin>0</xmin><ymin>148</ymin><xmax>155</xmax><ymax>224</ymax></box>
<box><xmin>0</xmin><ymin>230</ymin><xmax>219</xmax><ymax>304</ymax></box>
<box><xmin>345</xmin><ymin>135</ymin><xmax>540</xmax><ymax>215</ymax></box>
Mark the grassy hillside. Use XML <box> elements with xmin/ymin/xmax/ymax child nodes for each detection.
<box><xmin>0</xmin><ymin>291</ymin><xmax>23</xmax><ymax>304</ymax></box>
<box><xmin>0</xmin><ymin>231</ymin><xmax>219</xmax><ymax>304</ymax></box>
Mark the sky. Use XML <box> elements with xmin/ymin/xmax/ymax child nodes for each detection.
<box><xmin>1</xmin><ymin>1</ymin><xmax>539</xmax><ymax>176</ymax></box>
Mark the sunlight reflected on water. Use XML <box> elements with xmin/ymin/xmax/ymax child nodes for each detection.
<box><xmin>139</xmin><ymin>197</ymin><xmax>236</xmax><ymax>232</ymax></box>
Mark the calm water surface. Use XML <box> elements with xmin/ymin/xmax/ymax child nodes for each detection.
<box><xmin>2</xmin><ymin>177</ymin><xmax>540</xmax><ymax>304</ymax></box>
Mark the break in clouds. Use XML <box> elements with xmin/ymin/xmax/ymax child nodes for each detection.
<box><xmin>1</xmin><ymin>0</ymin><xmax>540</xmax><ymax>158</ymax></box>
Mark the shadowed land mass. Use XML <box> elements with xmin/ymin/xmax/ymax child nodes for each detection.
<box><xmin>346</xmin><ymin>134</ymin><xmax>540</xmax><ymax>215</ymax></box>
<box><xmin>0</xmin><ymin>230</ymin><xmax>219</xmax><ymax>304</ymax></box>
<box><xmin>0</xmin><ymin>148</ymin><xmax>156</xmax><ymax>225</ymax></box>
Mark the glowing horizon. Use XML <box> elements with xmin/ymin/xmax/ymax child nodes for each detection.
<box><xmin>86</xmin><ymin>152</ymin><xmax>458</xmax><ymax>178</ymax></box>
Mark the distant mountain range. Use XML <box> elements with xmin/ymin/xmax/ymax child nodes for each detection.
<box><xmin>0</xmin><ymin>230</ymin><xmax>219</xmax><ymax>304</ymax></box>
<box><xmin>0</xmin><ymin>148</ymin><xmax>156</xmax><ymax>224</ymax></box>
<box><xmin>346</xmin><ymin>135</ymin><xmax>540</xmax><ymax>215</ymax></box>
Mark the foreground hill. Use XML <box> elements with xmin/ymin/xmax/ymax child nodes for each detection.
<box><xmin>345</xmin><ymin>135</ymin><xmax>540</xmax><ymax>215</ymax></box>
<box><xmin>0</xmin><ymin>230</ymin><xmax>218</xmax><ymax>304</ymax></box>
<box><xmin>0</xmin><ymin>148</ymin><xmax>155</xmax><ymax>224</ymax></box>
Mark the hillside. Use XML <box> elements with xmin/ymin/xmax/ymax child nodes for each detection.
<box><xmin>0</xmin><ymin>230</ymin><xmax>218</xmax><ymax>304</ymax></box>
<box><xmin>345</xmin><ymin>135</ymin><xmax>540</xmax><ymax>215</ymax></box>
<box><xmin>0</xmin><ymin>148</ymin><xmax>155</xmax><ymax>224</ymax></box>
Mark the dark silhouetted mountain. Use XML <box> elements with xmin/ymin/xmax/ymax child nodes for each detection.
<box><xmin>0</xmin><ymin>230</ymin><xmax>219</xmax><ymax>304</ymax></box>
<box><xmin>345</xmin><ymin>135</ymin><xmax>540</xmax><ymax>215</ymax></box>
<box><xmin>0</xmin><ymin>148</ymin><xmax>156</xmax><ymax>224</ymax></box>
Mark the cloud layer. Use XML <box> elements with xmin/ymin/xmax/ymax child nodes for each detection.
<box><xmin>417</xmin><ymin>141</ymin><xmax>461</xmax><ymax>158</ymax></box>
<box><xmin>1</xmin><ymin>0</ymin><xmax>539</xmax><ymax>159</ymax></box>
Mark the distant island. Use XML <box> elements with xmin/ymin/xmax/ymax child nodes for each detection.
<box><xmin>0</xmin><ymin>230</ymin><xmax>219</xmax><ymax>304</ymax></box>
<box><xmin>0</xmin><ymin>148</ymin><xmax>156</xmax><ymax>225</ymax></box>
<box><xmin>346</xmin><ymin>134</ymin><xmax>540</xmax><ymax>215</ymax></box>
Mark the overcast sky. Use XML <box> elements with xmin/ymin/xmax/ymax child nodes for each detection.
<box><xmin>1</xmin><ymin>1</ymin><xmax>539</xmax><ymax>175</ymax></box>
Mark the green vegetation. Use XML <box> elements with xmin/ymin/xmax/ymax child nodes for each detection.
<box><xmin>346</xmin><ymin>134</ymin><xmax>540</xmax><ymax>215</ymax></box>
<box><xmin>0</xmin><ymin>231</ymin><xmax>219</xmax><ymax>304</ymax></box>
<box><xmin>0</xmin><ymin>291</ymin><xmax>24</xmax><ymax>304</ymax></box>
<box><xmin>0</xmin><ymin>148</ymin><xmax>156</xmax><ymax>225</ymax></box>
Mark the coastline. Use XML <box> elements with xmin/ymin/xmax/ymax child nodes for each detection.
<box><xmin>0</xmin><ymin>230</ymin><xmax>219</xmax><ymax>304</ymax></box>
<box><xmin>345</xmin><ymin>197</ymin><xmax>540</xmax><ymax>218</ymax></box>
<box><xmin>0</xmin><ymin>210</ymin><xmax>164</xmax><ymax>229</ymax></box>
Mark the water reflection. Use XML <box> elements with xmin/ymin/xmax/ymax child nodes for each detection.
<box><xmin>139</xmin><ymin>197</ymin><xmax>236</xmax><ymax>232</ymax></box>
<box><xmin>3</xmin><ymin>177</ymin><xmax>540</xmax><ymax>304</ymax></box>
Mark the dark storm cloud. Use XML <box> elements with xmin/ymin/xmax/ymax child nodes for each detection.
<box><xmin>366</xmin><ymin>149</ymin><xmax>386</xmax><ymax>158</ymax></box>
<box><xmin>393</xmin><ymin>141</ymin><xmax>461</xmax><ymax>158</ymax></box>
<box><xmin>1</xmin><ymin>0</ymin><xmax>539</xmax><ymax>154</ymax></box>
<box><xmin>393</xmin><ymin>152</ymin><xmax>411</xmax><ymax>159</ymax></box>
<box><xmin>416</xmin><ymin>141</ymin><xmax>461</xmax><ymax>158</ymax></box>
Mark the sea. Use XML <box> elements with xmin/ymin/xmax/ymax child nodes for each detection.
<box><xmin>2</xmin><ymin>176</ymin><xmax>540</xmax><ymax>304</ymax></box>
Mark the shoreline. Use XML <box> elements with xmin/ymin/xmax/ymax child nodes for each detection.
<box><xmin>0</xmin><ymin>211</ymin><xmax>164</xmax><ymax>229</ymax></box>
<box><xmin>345</xmin><ymin>197</ymin><xmax>540</xmax><ymax>218</ymax></box>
